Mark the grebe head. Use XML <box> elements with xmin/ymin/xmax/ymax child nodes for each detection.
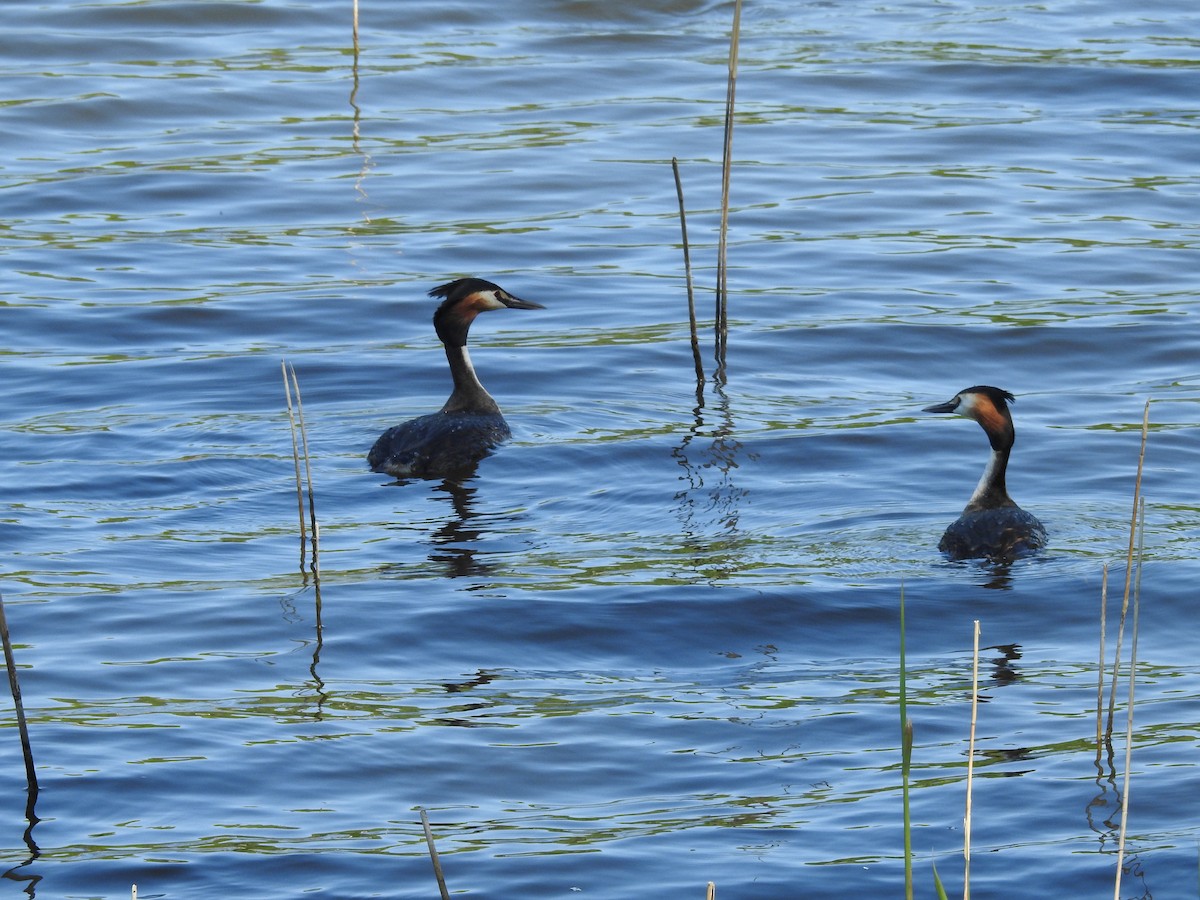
<box><xmin>431</xmin><ymin>277</ymin><xmax>545</xmax><ymax>348</ymax></box>
<box><xmin>923</xmin><ymin>385</ymin><xmax>1016</xmax><ymax>451</ymax></box>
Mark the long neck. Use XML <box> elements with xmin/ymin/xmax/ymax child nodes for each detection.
<box><xmin>964</xmin><ymin>445</ymin><xmax>1015</xmax><ymax>512</ymax></box>
<box><xmin>440</xmin><ymin>343</ymin><xmax>501</xmax><ymax>415</ymax></box>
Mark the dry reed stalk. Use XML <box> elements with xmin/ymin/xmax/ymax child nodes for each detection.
<box><xmin>714</xmin><ymin>0</ymin><xmax>742</xmax><ymax>371</ymax></box>
<box><xmin>706</xmin><ymin>882</ymin><xmax>716</xmax><ymax>899</ymax></box>
<box><xmin>1113</xmin><ymin>497</ymin><xmax>1145</xmax><ymax>899</ymax></box>
<box><xmin>964</xmin><ymin>619</ymin><xmax>980</xmax><ymax>899</ymax></box>
<box><xmin>1095</xmin><ymin>564</ymin><xmax>1108</xmax><ymax>752</ymax></box>
<box><xmin>0</xmin><ymin>590</ymin><xmax>38</xmax><ymax>798</ymax></box>
<box><xmin>420</xmin><ymin>807</ymin><xmax>451</xmax><ymax>900</ymax></box>
<box><xmin>1105</xmin><ymin>400</ymin><xmax>1149</xmax><ymax>737</ymax></box>
<box><xmin>352</xmin><ymin>0</ymin><xmax>359</xmax><ymax>54</ymax></box>
<box><xmin>672</xmin><ymin>157</ymin><xmax>704</xmax><ymax>385</ymax></box>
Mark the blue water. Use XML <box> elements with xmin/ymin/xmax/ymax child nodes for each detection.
<box><xmin>2</xmin><ymin>0</ymin><xmax>1198</xmax><ymax>897</ymax></box>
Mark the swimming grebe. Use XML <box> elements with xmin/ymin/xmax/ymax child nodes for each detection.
<box><xmin>923</xmin><ymin>385</ymin><xmax>1047</xmax><ymax>561</ymax></box>
<box><xmin>368</xmin><ymin>277</ymin><xmax>544</xmax><ymax>479</ymax></box>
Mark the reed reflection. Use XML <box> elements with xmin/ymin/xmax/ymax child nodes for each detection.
<box><xmin>0</xmin><ymin>590</ymin><xmax>41</xmax><ymax>893</ymax></box>
<box><xmin>671</xmin><ymin>382</ymin><xmax>756</xmax><ymax>582</ymax></box>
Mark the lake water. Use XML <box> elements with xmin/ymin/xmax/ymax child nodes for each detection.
<box><xmin>2</xmin><ymin>0</ymin><xmax>1198</xmax><ymax>897</ymax></box>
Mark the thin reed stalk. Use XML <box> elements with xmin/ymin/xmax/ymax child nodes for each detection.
<box><xmin>964</xmin><ymin>619</ymin><xmax>979</xmax><ymax>900</ymax></box>
<box><xmin>283</xmin><ymin>360</ymin><xmax>308</xmax><ymax>567</ymax></box>
<box><xmin>1095</xmin><ymin>564</ymin><xmax>1108</xmax><ymax>752</ymax></box>
<box><xmin>899</xmin><ymin>583</ymin><xmax>913</xmax><ymax>900</ymax></box>
<box><xmin>1113</xmin><ymin>498</ymin><xmax>1145</xmax><ymax>899</ymax></box>
<box><xmin>0</xmin><ymin>590</ymin><xmax>38</xmax><ymax>799</ymax></box>
<box><xmin>714</xmin><ymin>0</ymin><xmax>742</xmax><ymax>372</ymax></box>
<box><xmin>420</xmin><ymin>807</ymin><xmax>452</xmax><ymax>900</ymax></box>
<box><xmin>672</xmin><ymin>157</ymin><xmax>704</xmax><ymax>385</ymax></box>
<box><xmin>352</xmin><ymin>0</ymin><xmax>359</xmax><ymax>54</ymax></box>
<box><xmin>1105</xmin><ymin>401</ymin><xmax>1149</xmax><ymax>736</ymax></box>
<box><xmin>291</xmin><ymin>365</ymin><xmax>320</xmax><ymax>575</ymax></box>
<box><xmin>283</xmin><ymin>361</ymin><xmax>320</xmax><ymax>577</ymax></box>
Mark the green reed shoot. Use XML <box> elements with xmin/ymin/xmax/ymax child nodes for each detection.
<box><xmin>933</xmin><ymin>860</ymin><xmax>948</xmax><ymax>900</ymax></box>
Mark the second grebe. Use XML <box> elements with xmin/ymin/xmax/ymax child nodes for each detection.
<box><xmin>368</xmin><ymin>277</ymin><xmax>544</xmax><ymax>479</ymax></box>
<box><xmin>923</xmin><ymin>385</ymin><xmax>1047</xmax><ymax>561</ymax></box>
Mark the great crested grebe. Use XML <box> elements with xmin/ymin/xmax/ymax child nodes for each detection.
<box><xmin>923</xmin><ymin>385</ymin><xmax>1047</xmax><ymax>561</ymax></box>
<box><xmin>368</xmin><ymin>277</ymin><xmax>544</xmax><ymax>479</ymax></box>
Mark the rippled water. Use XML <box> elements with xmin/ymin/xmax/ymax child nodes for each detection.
<box><xmin>2</xmin><ymin>0</ymin><xmax>1199</xmax><ymax>897</ymax></box>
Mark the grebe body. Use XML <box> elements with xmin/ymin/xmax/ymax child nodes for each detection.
<box><xmin>923</xmin><ymin>385</ymin><xmax>1046</xmax><ymax>561</ymax></box>
<box><xmin>368</xmin><ymin>278</ymin><xmax>543</xmax><ymax>479</ymax></box>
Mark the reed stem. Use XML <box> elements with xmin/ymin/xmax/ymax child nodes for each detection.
<box><xmin>714</xmin><ymin>0</ymin><xmax>742</xmax><ymax>373</ymax></box>
<box><xmin>1113</xmin><ymin>497</ymin><xmax>1145</xmax><ymax>899</ymax></box>
<box><xmin>1106</xmin><ymin>401</ymin><xmax>1149</xmax><ymax>737</ymax></box>
<box><xmin>283</xmin><ymin>360</ymin><xmax>308</xmax><ymax>568</ymax></box>
<box><xmin>420</xmin><ymin>807</ymin><xmax>451</xmax><ymax>900</ymax></box>
<box><xmin>672</xmin><ymin>157</ymin><xmax>704</xmax><ymax>385</ymax></box>
<box><xmin>283</xmin><ymin>361</ymin><xmax>320</xmax><ymax>577</ymax></box>
<box><xmin>0</xmin><ymin>590</ymin><xmax>38</xmax><ymax>798</ymax></box>
<box><xmin>290</xmin><ymin>365</ymin><xmax>320</xmax><ymax>577</ymax></box>
<box><xmin>1095</xmin><ymin>564</ymin><xmax>1108</xmax><ymax>754</ymax></box>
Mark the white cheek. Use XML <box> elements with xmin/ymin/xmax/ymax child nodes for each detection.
<box><xmin>475</xmin><ymin>291</ymin><xmax>507</xmax><ymax>311</ymax></box>
<box><xmin>957</xmin><ymin>393</ymin><xmax>978</xmax><ymax>417</ymax></box>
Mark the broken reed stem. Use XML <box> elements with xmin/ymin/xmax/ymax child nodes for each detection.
<box><xmin>1105</xmin><ymin>400</ymin><xmax>1150</xmax><ymax>737</ymax></box>
<box><xmin>0</xmin><ymin>591</ymin><xmax>38</xmax><ymax>797</ymax></box>
<box><xmin>283</xmin><ymin>361</ymin><xmax>320</xmax><ymax>577</ymax></box>
<box><xmin>1096</xmin><ymin>564</ymin><xmax>1108</xmax><ymax>752</ymax></box>
<box><xmin>672</xmin><ymin>157</ymin><xmax>704</xmax><ymax>385</ymax></box>
<box><xmin>420</xmin><ymin>807</ymin><xmax>451</xmax><ymax>900</ymax></box>
<box><xmin>706</xmin><ymin>882</ymin><xmax>716</xmax><ymax>899</ymax></box>
<box><xmin>714</xmin><ymin>0</ymin><xmax>742</xmax><ymax>369</ymax></box>
<box><xmin>964</xmin><ymin>619</ymin><xmax>980</xmax><ymax>900</ymax></box>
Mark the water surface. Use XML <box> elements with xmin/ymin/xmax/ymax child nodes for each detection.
<box><xmin>2</xmin><ymin>0</ymin><xmax>1199</xmax><ymax>897</ymax></box>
